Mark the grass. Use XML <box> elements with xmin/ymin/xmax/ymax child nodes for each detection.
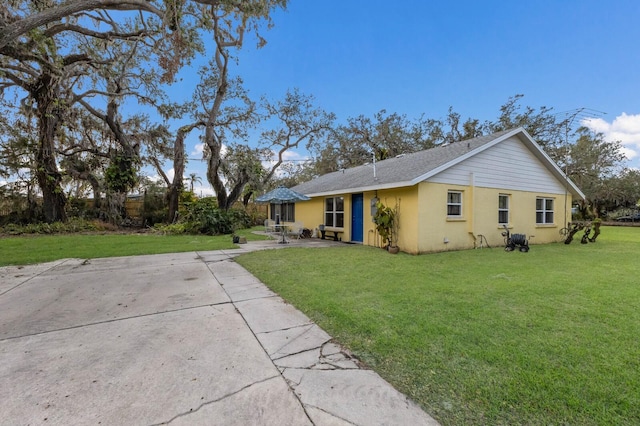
<box><xmin>235</xmin><ymin>226</ymin><xmax>640</xmax><ymax>425</ymax></box>
<box><xmin>0</xmin><ymin>226</ymin><xmax>268</xmax><ymax>267</ymax></box>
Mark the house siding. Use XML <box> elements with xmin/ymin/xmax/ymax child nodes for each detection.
<box><xmin>427</xmin><ymin>136</ymin><xmax>567</xmax><ymax>195</ymax></box>
<box><xmin>289</xmin><ymin>129</ymin><xmax>580</xmax><ymax>255</ymax></box>
<box><xmin>417</xmin><ymin>182</ymin><xmax>571</xmax><ymax>253</ymax></box>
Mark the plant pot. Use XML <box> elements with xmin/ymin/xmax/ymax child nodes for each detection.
<box><xmin>388</xmin><ymin>246</ymin><xmax>399</xmax><ymax>254</ymax></box>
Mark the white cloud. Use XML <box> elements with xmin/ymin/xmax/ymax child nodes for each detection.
<box><xmin>581</xmin><ymin>117</ymin><xmax>609</xmax><ymax>134</ymax></box>
<box><xmin>192</xmin><ymin>184</ymin><xmax>215</xmax><ymax>197</ymax></box>
<box><xmin>146</xmin><ymin>168</ymin><xmax>174</xmax><ymax>185</ymax></box>
<box><xmin>191</xmin><ymin>143</ymin><xmax>230</xmax><ymax>158</ymax></box>
<box><xmin>191</xmin><ymin>143</ymin><xmax>205</xmax><ymax>157</ymax></box>
<box><xmin>582</xmin><ymin>112</ymin><xmax>640</xmax><ymax>162</ymax></box>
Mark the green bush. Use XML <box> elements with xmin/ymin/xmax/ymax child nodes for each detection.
<box><xmin>67</xmin><ymin>197</ymin><xmax>100</xmax><ymax>220</ymax></box>
<box><xmin>142</xmin><ymin>192</ymin><xmax>167</xmax><ymax>226</ymax></box>
<box><xmin>0</xmin><ymin>218</ymin><xmax>100</xmax><ymax>235</ymax></box>
<box><xmin>161</xmin><ymin>197</ymin><xmax>252</xmax><ymax>235</ymax></box>
<box><xmin>152</xmin><ymin>222</ymin><xmax>188</xmax><ymax>235</ymax></box>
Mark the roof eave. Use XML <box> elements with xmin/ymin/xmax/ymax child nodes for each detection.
<box><xmin>303</xmin><ymin>181</ymin><xmax>415</xmax><ymax>198</ymax></box>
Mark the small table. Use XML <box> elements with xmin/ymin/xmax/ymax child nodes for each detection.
<box><xmin>274</xmin><ymin>224</ymin><xmax>289</xmax><ymax>244</ymax></box>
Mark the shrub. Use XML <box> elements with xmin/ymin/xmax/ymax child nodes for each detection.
<box><xmin>152</xmin><ymin>222</ymin><xmax>188</xmax><ymax>235</ymax></box>
<box><xmin>0</xmin><ymin>218</ymin><xmax>100</xmax><ymax>235</ymax></box>
<box><xmin>142</xmin><ymin>192</ymin><xmax>167</xmax><ymax>226</ymax></box>
<box><xmin>177</xmin><ymin>198</ymin><xmax>251</xmax><ymax>235</ymax></box>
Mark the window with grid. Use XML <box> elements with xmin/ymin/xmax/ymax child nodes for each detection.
<box><xmin>536</xmin><ymin>197</ymin><xmax>554</xmax><ymax>224</ymax></box>
<box><xmin>270</xmin><ymin>203</ymin><xmax>295</xmax><ymax>222</ymax></box>
<box><xmin>447</xmin><ymin>191</ymin><xmax>462</xmax><ymax>217</ymax></box>
<box><xmin>498</xmin><ymin>194</ymin><xmax>509</xmax><ymax>225</ymax></box>
<box><xmin>325</xmin><ymin>196</ymin><xmax>344</xmax><ymax>227</ymax></box>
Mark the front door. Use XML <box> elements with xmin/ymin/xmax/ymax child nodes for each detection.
<box><xmin>351</xmin><ymin>193</ymin><xmax>364</xmax><ymax>243</ymax></box>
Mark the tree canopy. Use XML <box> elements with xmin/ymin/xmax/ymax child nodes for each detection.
<box><xmin>1</xmin><ymin>2</ymin><xmax>636</xmax><ymax>225</ymax></box>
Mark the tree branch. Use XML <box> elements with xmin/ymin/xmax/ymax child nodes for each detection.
<box><xmin>0</xmin><ymin>0</ymin><xmax>164</xmax><ymax>50</ymax></box>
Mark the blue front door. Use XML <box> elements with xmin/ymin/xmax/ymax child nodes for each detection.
<box><xmin>351</xmin><ymin>193</ymin><xmax>364</xmax><ymax>243</ymax></box>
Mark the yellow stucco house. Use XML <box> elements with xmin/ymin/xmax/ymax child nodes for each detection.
<box><xmin>283</xmin><ymin>128</ymin><xmax>584</xmax><ymax>254</ymax></box>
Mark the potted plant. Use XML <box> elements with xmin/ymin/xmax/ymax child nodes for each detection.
<box><xmin>373</xmin><ymin>200</ymin><xmax>399</xmax><ymax>253</ymax></box>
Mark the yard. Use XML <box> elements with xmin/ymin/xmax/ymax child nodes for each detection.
<box><xmin>1</xmin><ymin>226</ymin><xmax>638</xmax><ymax>424</ymax></box>
<box><xmin>236</xmin><ymin>226</ymin><xmax>640</xmax><ymax>425</ymax></box>
<box><xmin>0</xmin><ymin>227</ymin><xmax>266</xmax><ymax>267</ymax></box>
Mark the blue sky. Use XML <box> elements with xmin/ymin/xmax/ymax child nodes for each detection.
<box><xmin>165</xmin><ymin>0</ymin><xmax>640</xmax><ymax>195</ymax></box>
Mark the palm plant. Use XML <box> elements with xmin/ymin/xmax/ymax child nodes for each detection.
<box><xmin>188</xmin><ymin>173</ymin><xmax>202</xmax><ymax>194</ymax></box>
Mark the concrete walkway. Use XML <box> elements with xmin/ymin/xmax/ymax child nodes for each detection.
<box><xmin>0</xmin><ymin>239</ymin><xmax>438</xmax><ymax>425</ymax></box>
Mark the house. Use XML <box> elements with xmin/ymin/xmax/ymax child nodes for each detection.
<box><xmin>288</xmin><ymin>127</ymin><xmax>584</xmax><ymax>254</ymax></box>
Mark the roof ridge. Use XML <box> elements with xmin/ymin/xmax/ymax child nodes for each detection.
<box><xmin>291</xmin><ymin>128</ymin><xmax>525</xmax><ymax>195</ymax></box>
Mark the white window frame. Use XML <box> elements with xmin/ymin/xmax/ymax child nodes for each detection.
<box><xmin>447</xmin><ymin>191</ymin><xmax>463</xmax><ymax>217</ymax></box>
<box><xmin>325</xmin><ymin>196</ymin><xmax>344</xmax><ymax>228</ymax></box>
<box><xmin>536</xmin><ymin>197</ymin><xmax>554</xmax><ymax>224</ymax></box>
<box><xmin>498</xmin><ymin>194</ymin><xmax>509</xmax><ymax>225</ymax></box>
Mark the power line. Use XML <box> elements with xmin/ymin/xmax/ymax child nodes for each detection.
<box><xmin>552</xmin><ymin>107</ymin><xmax>607</xmax><ymax>131</ymax></box>
<box><xmin>186</xmin><ymin>157</ymin><xmax>312</xmax><ymax>162</ymax></box>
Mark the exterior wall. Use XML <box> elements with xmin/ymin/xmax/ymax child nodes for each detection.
<box><xmin>428</xmin><ymin>135</ymin><xmax>568</xmax><ymax>194</ymax></box>
<box><xmin>291</xmin><ymin>194</ymin><xmax>354</xmax><ymax>241</ymax></box>
<box><xmin>417</xmin><ymin>181</ymin><xmax>572</xmax><ymax>253</ymax></box>
<box><xmin>294</xmin><ymin>135</ymin><xmax>577</xmax><ymax>253</ymax></box>
<box><xmin>362</xmin><ymin>187</ymin><xmax>420</xmax><ymax>253</ymax></box>
<box><xmin>293</xmin><ymin>197</ymin><xmax>325</xmax><ymax>233</ymax></box>
<box><xmin>293</xmin><ymin>186</ymin><xmax>420</xmax><ymax>251</ymax></box>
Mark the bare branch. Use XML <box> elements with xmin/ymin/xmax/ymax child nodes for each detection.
<box><xmin>0</xmin><ymin>0</ymin><xmax>164</xmax><ymax>50</ymax></box>
<box><xmin>44</xmin><ymin>23</ymin><xmax>149</xmax><ymax>41</ymax></box>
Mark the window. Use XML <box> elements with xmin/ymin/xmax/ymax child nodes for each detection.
<box><xmin>270</xmin><ymin>203</ymin><xmax>295</xmax><ymax>222</ymax></box>
<box><xmin>498</xmin><ymin>194</ymin><xmax>509</xmax><ymax>225</ymax></box>
<box><xmin>447</xmin><ymin>191</ymin><xmax>462</xmax><ymax>217</ymax></box>
<box><xmin>325</xmin><ymin>196</ymin><xmax>344</xmax><ymax>227</ymax></box>
<box><xmin>536</xmin><ymin>197</ymin><xmax>554</xmax><ymax>224</ymax></box>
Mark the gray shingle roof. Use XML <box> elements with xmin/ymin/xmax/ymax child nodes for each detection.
<box><xmin>292</xmin><ymin>129</ymin><xmax>516</xmax><ymax>196</ymax></box>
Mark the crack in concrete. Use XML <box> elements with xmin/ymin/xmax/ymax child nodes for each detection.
<box><xmin>149</xmin><ymin>374</ymin><xmax>281</xmax><ymax>425</ymax></box>
<box><xmin>272</xmin><ymin>344</ymin><xmax>322</xmax><ymax>362</ymax></box>
<box><xmin>0</xmin><ymin>260</ymin><xmax>68</xmax><ymax>296</ymax></box>
<box><xmin>219</xmin><ymin>291</ymin><xmax>275</xmax><ymax>303</ymax></box>
<box><xmin>269</xmin><ymin>323</ymin><xmax>328</xmax><ymax>357</ymax></box>
<box><xmin>0</xmin><ymin>302</ymin><xmax>232</xmax><ymax>342</ymax></box>
<box><xmin>304</xmin><ymin>403</ymin><xmax>358</xmax><ymax>425</ymax></box>
<box><xmin>256</xmin><ymin>321</ymin><xmax>314</xmax><ymax>335</ymax></box>
<box><xmin>275</xmin><ymin>341</ymin><xmax>362</xmax><ymax>373</ymax></box>
<box><xmin>213</xmin><ymin>260</ymin><xmax>318</xmax><ymax>425</ymax></box>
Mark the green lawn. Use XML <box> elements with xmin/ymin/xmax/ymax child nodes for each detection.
<box><xmin>235</xmin><ymin>226</ymin><xmax>640</xmax><ymax>425</ymax></box>
<box><xmin>0</xmin><ymin>227</ymin><xmax>267</xmax><ymax>267</ymax></box>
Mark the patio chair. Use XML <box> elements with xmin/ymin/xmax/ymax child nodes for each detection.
<box><xmin>264</xmin><ymin>219</ymin><xmax>276</xmax><ymax>233</ymax></box>
<box><xmin>286</xmin><ymin>222</ymin><xmax>304</xmax><ymax>239</ymax></box>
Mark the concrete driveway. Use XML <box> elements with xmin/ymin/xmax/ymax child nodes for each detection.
<box><xmin>0</xmin><ymin>243</ymin><xmax>438</xmax><ymax>425</ymax></box>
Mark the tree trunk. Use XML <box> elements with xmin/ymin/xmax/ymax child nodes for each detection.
<box><xmin>34</xmin><ymin>74</ymin><xmax>67</xmax><ymax>223</ymax></box>
<box><xmin>104</xmin><ymin>92</ymin><xmax>139</xmax><ymax>215</ymax></box>
<box><xmin>167</xmin><ymin>126</ymin><xmax>187</xmax><ymax>222</ymax></box>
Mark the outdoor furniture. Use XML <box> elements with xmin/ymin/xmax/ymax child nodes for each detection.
<box><xmin>286</xmin><ymin>222</ymin><xmax>304</xmax><ymax>240</ymax></box>
<box><xmin>274</xmin><ymin>223</ymin><xmax>288</xmax><ymax>244</ymax></box>
<box><xmin>264</xmin><ymin>218</ymin><xmax>276</xmax><ymax>232</ymax></box>
<box><xmin>319</xmin><ymin>225</ymin><xmax>343</xmax><ymax>241</ymax></box>
<box><xmin>256</xmin><ymin>187</ymin><xmax>310</xmax><ymax>244</ymax></box>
